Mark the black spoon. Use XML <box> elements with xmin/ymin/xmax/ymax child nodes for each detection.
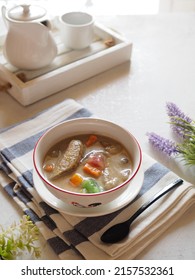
<box><xmin>101</xmin><ymin>178</ymin><xmax>183</xmax><ymax>243</ymax></box>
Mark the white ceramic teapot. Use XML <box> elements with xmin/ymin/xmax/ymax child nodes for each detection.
<box><xmin>2</xmin><ymin>4</ymin><xmax>57</xmax><ymax>70</ymax></box>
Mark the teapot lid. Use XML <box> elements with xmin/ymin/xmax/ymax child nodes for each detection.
<box><xmin>8</xmin><ymin>4</ymin><xmax>46</xmax><ymax>21</ymax></box>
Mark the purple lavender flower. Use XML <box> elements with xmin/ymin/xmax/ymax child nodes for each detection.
<box><xmin>166</xmin><ymin>102</ymin><xmax>192</xmax><ymax>138</ymax></box>
<box><xmin>147</xmin><ymin>132</ymin><xmax>178</xmax><ymax>156</ymax></box>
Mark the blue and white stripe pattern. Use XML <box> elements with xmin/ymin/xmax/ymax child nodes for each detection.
<box><xmin>0</xmin><ymin>99</ymin><xmax>194</xmax><ymax>259</ymax></box>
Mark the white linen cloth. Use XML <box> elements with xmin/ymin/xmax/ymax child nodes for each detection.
<box><xmin>0</xmin><ymin>98</ymin><xmax>194</xmax><ymax>259</ymax></box>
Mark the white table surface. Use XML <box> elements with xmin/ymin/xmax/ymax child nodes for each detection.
<box><xmin>0</xmin><ymin>13</ymin><xmax>195</xmax><ymax>260</ymax></box>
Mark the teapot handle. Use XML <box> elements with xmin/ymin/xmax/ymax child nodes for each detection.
<box><xmin>1</xmin><ymin>6</ymin><xmax>8</xmax><ymax>28</ymax></box>
<box><xmin>41</xmin><ymin>19</ymin><xmax>52</xmax><ymax>29</ymax></box>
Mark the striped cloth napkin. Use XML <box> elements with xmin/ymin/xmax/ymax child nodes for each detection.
<box><xmin>0</xmin><ymin>98</ymin><xmax>194</xmax><ymax>260</ymax></box>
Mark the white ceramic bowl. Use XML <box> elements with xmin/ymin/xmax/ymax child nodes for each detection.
<box><xmin>33</xmin><ymin>118</ymin><xmax>142</xmax><ymax>208</ymax></box>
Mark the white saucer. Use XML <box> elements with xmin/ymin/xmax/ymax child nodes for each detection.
<box><xmin>33</xmin><ymin>168</ymin><xmax>144</xmax><ymax>217</ymax></box>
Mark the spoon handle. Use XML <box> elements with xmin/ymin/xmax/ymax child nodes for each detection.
<box><xmin>127</xmin><ymin>178</ymin><xmax>183</xmax><ymax>226</ymax></box>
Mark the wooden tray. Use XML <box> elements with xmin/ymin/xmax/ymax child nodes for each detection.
<box><xmin>0</xmin><ymin>22</ymin><xmax>132</xmax><ymax>106</ymax></box>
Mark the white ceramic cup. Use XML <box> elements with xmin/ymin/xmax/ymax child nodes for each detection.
<box><xmin>59</xmin><ymin>11</ymin><xmax>94</xmax><ymax>50</ymax></box>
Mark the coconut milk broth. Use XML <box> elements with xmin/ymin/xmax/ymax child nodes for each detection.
<box><xmin>43</xmin><ymin>134</ymin><xmax>133</xmax><ymax>193</ymax></box>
